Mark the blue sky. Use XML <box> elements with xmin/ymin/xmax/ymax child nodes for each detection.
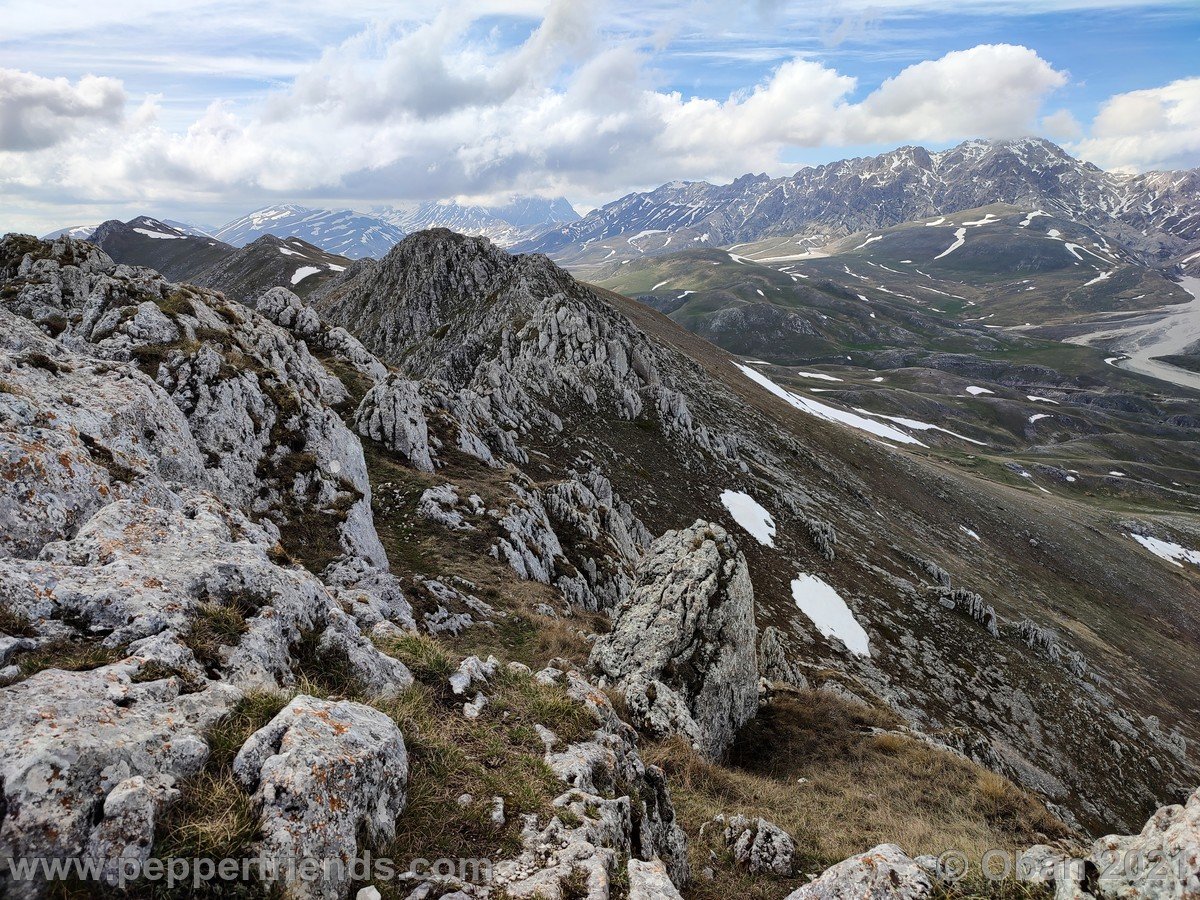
<box><xmin>1</xmin><ymin>0</ymin><xmax>1198</xmax><ymax>232</ymax></box>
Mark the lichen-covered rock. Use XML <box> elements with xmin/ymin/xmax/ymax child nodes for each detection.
<box><xmin>0</xmin><ymin>236</ymin><xmax>387</xmax><ymax>572</ymax></box>
<box><xmin>628</xmin><ymin>859</ymin><xmax>685</xmax><ymax>900</ymax></box>
<box><xmin>233</xmin><ymin>695</ymin><xmax>408</xmax><ymax>900</ymax></box>
<box><xmin>589</xmin><ymin>521</ymin><xmax>758</xmax><ymax>759</ymax></box>
<box><xmin>0</xmin><ymin>311</ymin><xmax>207</xmax><ymax>559</ymax></box>
<box><xmin>0</xmin><ymin>661</ymin><xmax>239</xmax><ymax>891</ymax></box>
<box><xmin>1090</xmin><ymin>786</ymin><xmax>1200</xmax><ymax>900</ymax></box>
<box><xmin>709</xmin><ymin>813</ymin><xmax>795</xmax><ymax>876</ymax></box>
<box><xmin>783</xmin><ymin>844</ymin><xmax>933</xmax><ymax>900</ymax></box>
<box><xmin>0</xmin><ymin>494</ymin><xmax>412</xmax><ymax>696</ymax></box>
<box><xmin>490</xmin><ymin>667</ymin><xmax>689</xmax><ymax>897</ymax></box>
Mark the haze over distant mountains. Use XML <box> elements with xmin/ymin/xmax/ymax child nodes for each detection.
<box><xmin>43</xmin><ymin>196</ymin><xmax>582</xmax><ymax>260</ymax></box>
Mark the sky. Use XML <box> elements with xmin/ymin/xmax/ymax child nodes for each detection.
<box><xmin>1</xmin><ymin>0</ymin><xmax>1198</xmax><ymax>233</ymax></box>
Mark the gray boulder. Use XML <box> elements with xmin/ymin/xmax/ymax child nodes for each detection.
<box><xmin>710</xmin><ymin>813</ymin><xmax>796</xmax><ymax>875</ymax></box>
<box><xmin>0</xmin><ymin>661</ymin><xmax>239</xmax><ymax>891</ymax></box>
<box><xmin>1091</xmin><ymin>786</ymin><xmax>1200</xmax><ymax>900</ymax></box>
<box><xmin>784</xmin><ymin>844</ymin><xmax>933</xmax><ymax>900</ymax></box>
<box><xmin>233</xmin><ymin>695</ymin><xmax>408</xmax><ymax>900</ymax></box>
<box><xmin>629</xmin><ymin>859</ymin><xmax>685</xmax><ymax>900</ymax></box>
<box><xmin>589</xmin><ymin>521</ymin><xmax>758</xmax><ymax>759</ymax></box>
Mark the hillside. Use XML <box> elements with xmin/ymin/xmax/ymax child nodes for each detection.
<box><xmin>190</xmin><ymin>234</ymin><xmax>351</xmax><ymax>301</ymax></box>
<box><xmin>1</xmin><ymin>231</ymin><xmax>1197</xmax><ymax>900</ymax></box>
<box><xmin>88</xmin><ymin>216</ymin><xmax>234</xmax><ymax>282</ymax></box>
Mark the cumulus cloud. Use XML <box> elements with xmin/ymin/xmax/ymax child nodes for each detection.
<box><xmin>840</xmin><ymin>44</ymin><xmax>1067</xmax><ymax>143</ymax></box>
<box><xmin>0</xmin><ymin>69</ymin><xmax>125</xmax><ymax>151</ymax></box>
<box><xmin>0</xmin><ymin>13</ymin><xmax>1073</xmax><ymax>210</ymax></box>
<box><xmin>1072</xmin><ymin>77</ymin><xmax>1200</xmax><ymax>172</ymax></box>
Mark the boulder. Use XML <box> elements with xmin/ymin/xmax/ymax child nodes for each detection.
<box><xmin>710</xmin><ymin>813</ymin><xmax>795</xmax><ymax>875</ymax></box>
<box><xmin>589</xmin><ymin>521</ymin><xmax>758</xmax><ymax>759</ymax></box>
<box><xmin>629</xmin><ymin>859</ymin><xmax>685</xmax><ymax>900</ymax></box>
<box><xmin>233</xmin><ymin>695</ymin><xmax>408</xmax><ymax>900</ymax></box>
<box><xmin>784</xmin><ymin>844</ymin><xmax>933</xmax><ymax>900</ymax></box>
<box><xmin>0</xmin><ymin>661</ymin><xmax>238</xmax><ymax>887</ymax></box>
<box><xmin>1091</xmin><ymin>786</ymin><xmax>1200</xmax><ymax>900</ymax></box>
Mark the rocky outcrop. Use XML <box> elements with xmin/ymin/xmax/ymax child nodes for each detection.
<box><xmin>355</xmin><ymin>377</ymin><xmax>436</xmax><ymax>471</ymax></box>
<box><xmin>0</xmin><ymin>234</ymin><xmax>385</xmax><ymax>571</ymax></box>
<box><xmin>0</xmin><ymin>493</ymin><xmax>412</xmax><ymax>696</ymax></box>
<box><xmin>1033</xmin><ymin>786</ymin><xmax>1200</xmax><ymax>900</ymax></box>
<box><xmin>784</xmin><ymin>844</ymin><xmax>933</xmax><ymax>900</ymax></box>
<box><xmin>0</xmin><ymin>237</ymin><xmax>419</xmax><ymax>892</ymax></box>
<box><xmin>490</xmin><ymin>666</ymin><xmax>689</xmax><ymax>897</ymax></box>
<box><xmin>253</xmin><ymin>286</ymin><xmax>388</xmax><ymax>384</ymax></box>
<box><xmin>708</xmin><ymin>814</ymin><xmax>796</xmax><ymax>876</ymax></box>
<box><xmin>758</xmin><ymin>626</ymin><xmax>810</xmax><ymax>690</ymax></box>
<box><xmin>233</xmin><ymin>695</ymin><xmax>408</xmax><ymax>900</ymax></box>
<box><xmin>0</xmin><ymin>661</ymin><xmax>239</xmax><ymax>892</ymax></box>
<box><xmin>313</xmin><ymin>230</ymin><xmax>742</xmax><ymax>463</ymax></box>
<box><xmin>589</xmin><ymin>521</ymin><xmax>758</xmax><ymax>759</ymax></box>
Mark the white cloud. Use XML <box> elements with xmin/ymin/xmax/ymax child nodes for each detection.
<box><xmin>0</xmin><ymin>69</ymin><xmax>126</xmax><ymax>151</ymax></box>
<box><xmin>1072</xmin><ymin>78</ymin><xmax>1200</xmax><ymax>172</ymax></box>
<box><xmin>1041</xmin><ymin>108</ymin><xmax>1083</xmax><ymax>141</ymax></box>
<box><xmin>839</xmin><ymin>44</ymin><xmax>1068</xmax><ymax>143</ymax></box>
<box><xmin>0</xmin><ymin>25</ymin><xmax>1075</xmax><ymax>217</ymax></box>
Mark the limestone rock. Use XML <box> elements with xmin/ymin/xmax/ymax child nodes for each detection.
<box><xmin>0</xmin><ymin>661</ymin><xmax>239</xmax><ymax>886</ymax></box>
<box><xmin>0</xmin><ymin>494</ymin><xmax>412</xmax><ymax>697</ymax></box>
<box><xmin>629</xmin><ymin>859</ymin><xmax>685</xmax><ymax>900</ymax></box>
<box><xmin>233</xmin><ymin>695</ymin><xmax>408</xmax><ymax>900</ymax></box>
<box><xmin>710</xmin><ymin>813</ymin><xmax>795</xmax><ymax>876</ymax></box>
<box><xmin>355</xmin><ymin>377</ymin><xmax>435</xmax><ymax>472</ymax></box>
<box><xmin>784</xmin><ymin>844</ymin><xmax>933</xmax><ymax>900</ymax></box>
<box><xmin>589</xmin><ymin>521</ymin><xmax>758</xmax><ymax>759</ymax></box>
<box><xmin>1091</xmin><ymin>787</ymin><xmax>1200</xmax><ymax>900</ymax></box>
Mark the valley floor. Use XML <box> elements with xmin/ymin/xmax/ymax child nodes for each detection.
<box><xmin>1062</xmin><ymin>276</ymin><xmax>1200</xmax><ymax>391</ymax></box>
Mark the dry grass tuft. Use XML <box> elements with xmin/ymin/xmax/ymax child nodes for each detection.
<box><xmin>14</xmin><ymin>638</ymin><xmax>128</xmax><ymax>679</ymax></box>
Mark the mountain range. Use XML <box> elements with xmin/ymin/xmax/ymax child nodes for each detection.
<box><xmin>518</xmin><ymin>138</ymin><xmax>1200</xmax><ymax>270</ymax></box>
<box><xmin>45</xmin><ymin>196</ymin><xmax>581</xmax><ymax>264</ymax></box>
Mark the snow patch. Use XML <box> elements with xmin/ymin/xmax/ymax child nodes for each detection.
<box><xmin>934</xmin><ymin>228</ymin><xmax>967</xmax><ymax>260</ymax></box>
<box><xmin>965</xmin><ymin>386</ymin><xmax>994</xmax><ymax>396</ymax></box>
<box><xmin>720</xmin><ymin>490</ymin><xmax>776</xmax><ymax>548</ymax></box>
<box><xmin>791</xmin><ymin>575</ymin><xmax>870</xmax><ymax>657</ymax></box>
<box><xmin>290</xmin><ymin>266</ymin><xmax>322</xmax><ymax>285</ymax></box>
<box><xmin>133</xmin><ymin>228</ymin><xmax>183</xmax><ymax>240</ymax></box>
<box><xmin>735</xmin><ymin>364</ymin><xmax>925</xmax><ymax>446</ymax></box>
<box><xmin>793</xmin><ymin>371</ymin><xmax>843</xmax><ymax>382</ymax></box>
<box><xmin>1130</xmin><ymin>534</ymin><xmax>1200</xmax><ymax>568</ymax></box>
